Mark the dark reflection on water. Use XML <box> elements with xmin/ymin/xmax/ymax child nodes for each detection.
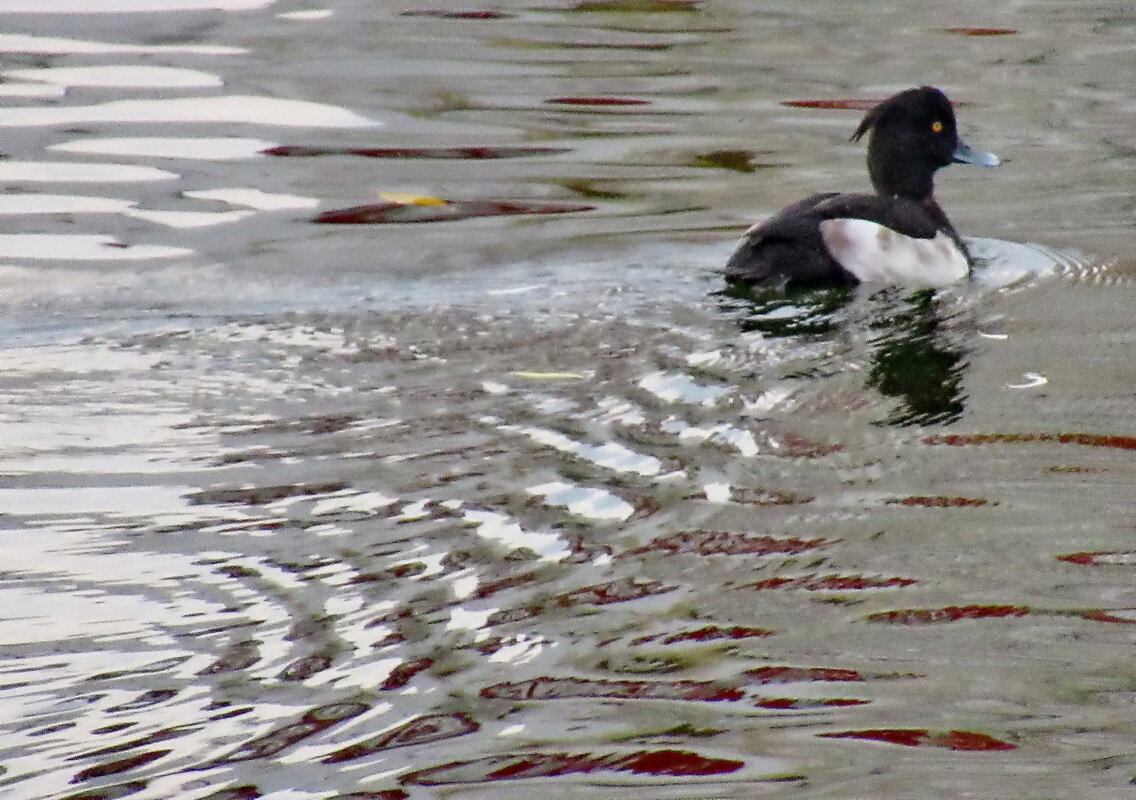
<box><xmin>864</xmin><ymin>291</ymin><xmax>966</xmax><ymax>427</ymax></box>
<box><xmin>718</xmin><ymin>284</ymin><xmax>967</xmax><ymax>426</ymax></box>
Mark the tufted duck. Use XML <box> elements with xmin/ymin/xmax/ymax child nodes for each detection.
<box><xmin>724</xmin><ymin>86</ymin><xmax>1000</xmax><ymax>289</ymax></box>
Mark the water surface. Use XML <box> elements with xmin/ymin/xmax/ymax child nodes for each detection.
<box><xmin>2</xmin><ymin>2</ymin><xmax>1136</xmax><ymax>799</ymax></box>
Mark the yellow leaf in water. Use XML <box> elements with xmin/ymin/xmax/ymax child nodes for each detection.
<box><xmin>510</xmin><ymin>371</ymin><xmax>586</xmax><ymax>380</ymax></box>
<box><xmin>379</xmin><ymin>191</ymin><xmax>449</xmax><ymax>206</ymax></box>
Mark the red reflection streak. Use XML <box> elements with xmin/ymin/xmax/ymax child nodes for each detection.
<box><xmin>546</xmin><ymin>96</ymin><xmax>651</xmax><ymax>106</ymax></box>
<box><xmin>745</xmin><ymin>574</ymin><xmax>917</xmax><ymax>591</ymax></box>
<box><xmin>756</xmin><ymin>697</ymin><xmax>869</xmax><ymax>709</ymax></box>
<box><xmin>1058</xmin><ymin>551</ymin><xmax>1136</xmax><ymax>566</ymax></box>
<box><xmin>323</xmin><ymin>714</ymin><xmax>479</xmax><ymax>763</ymax></box>
<box><xmin>401</xmin><ymin>9</ymin><xmax>513</xmax><ymax>18</ymax></box>
<box><xmin>70</xmin><ymin>727</ymin><xmax>197</xmax><ymax>761</ymax></box>
<box><xmin>623</xmin><ymin>530</ymin><xmax>834</xmax><ymax>557</ymax></box>
<box><xmin>943</xmin><ymin>26</ymin><xmax>1017</xmax><ymax>35</ymax></box>
<box><xmin>781</xmin><ymin>98</ymin><xmax>879</xmax><ymax>111</ymax></box>
<box><xmin>264</xmin><ymin>145</ymin><xmax>563</xmax><ymax>159</ymax></box>
<box><xmin>744</xmin><ymin>666</ymin><xmax>864</xmax><ymax>683</ymax></box>
<box><xmin>573</xmin><ymin>0</ymin><xmax>701</xmax><ymax>9</ymax></box>
<box><xmin>473</xmin><ymin>571</ymin><xmax>540</xmax><ymax>599</ymax></box>
<box><xmin>867</xmin><ymin>605</ymin><xmax>1031</xmax><ymax>624</ymax></box>
<box><xmin>204</xmin><ymin>703</ymin><xmax>370</xmax><ymax>767</ymax></box>
<box><xmin>313</xmin><ymin>200</ymin><xmax>594</xmax><ymax>224</ymax></box>
<box><xmin>481</xmin><ymin>676</ymin><xmax>745</xmax><ymax>702</ymax></box>
<box><xmin>630</xmin><ymin>625</ymin><xmax>775</xmax><ymax>645</ymax></box>
<box><xmin>380</xmin><ymin>658</ymin><xmax>434</xmax><ymax>690</ymax></box>
<box><xmin>926</xmin><ymin>432</ymin><xmax>1136</xmax><ymax>450</ymax></box>
<box><xmin>554</xmin><ymin>578</ymin><xmax>675</xmax><ymax>606</ymax></box>
<box><xmin>70</xmin><ymin>750</ymin><xmax>170</xmax><ymax>784</ymax></box>
<box><xmin>1077</xmin><ymin>609</ymin><xmax>1136</xmax><ymax>624</ymax></box>
<box><xmin>888</xmin><ymin>496</ymin><xmax>992</xmax><ymax>508</ymax></box>
<box><xmin>486</xmin><ymin>578</ymin><xmax>677</xmax><ymax>625</ymax></box>
<box><xmin>400</xmin><ymin>749</ymin><xmax>744</xmax><ymax>785</ymax></box>
<box><xmin>819</xmin><ymin>728</ymin><xmax>1016</xmax><ymax>751</ymax></box>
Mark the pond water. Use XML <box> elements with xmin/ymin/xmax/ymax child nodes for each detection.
<box><xmin>1</xmin><ymin>2</ymin><xmax>1135</xmax><ymax>799</ymax></box>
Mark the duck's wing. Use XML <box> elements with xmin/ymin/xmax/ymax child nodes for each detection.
<box><xmin>810</xmin><ymin>194</ymin><xmax>942</xmax><ymax>239</ymax></box>
<box><xmin>724</xmin><ymin>192</ymin><xmax>852</xmax><ymax>286</ymax></box>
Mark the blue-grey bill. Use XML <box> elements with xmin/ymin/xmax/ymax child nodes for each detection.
<box><xmin>953</xmin><ymin>140</ymin><xmax>1001</xmax><ymax>167</ymax></box>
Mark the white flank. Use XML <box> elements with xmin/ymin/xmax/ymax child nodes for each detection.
<box><xmin>819</xmin><ymin>218</ymin><xmax>968</xmax><ymax>287</ymax></box>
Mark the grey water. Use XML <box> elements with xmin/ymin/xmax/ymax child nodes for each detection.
<box><xmin>1</xmin><ymin>2</ymin><xmax>1136</xmax><ymax>798</ymax></box>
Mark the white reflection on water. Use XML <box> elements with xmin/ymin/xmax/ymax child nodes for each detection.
<box><xmin>123</xmin><ymin>208</ymin><xmax>256</xmax><ymax>228</ymax></box>
<box><xmin>460</xmin><ymin>505</ymin><xmax>570</xmax><ymax>560</ymax></box>
<box><xmin>0</xmin><ymin>82</ymin><xmax>64</xmax><ymax>98</ymax></box>
<box><xmin>526</xmin><ymin>480</ymin><xmax>635</xmax><ymax>521</ymax></box>
<box><xmin>3</xmin><ymin>65</ymin><xmax>223</xmax><ymax>88</ymax></box>
<box><xmin>0</xmin><ymin>32</ymin><xmax>245</xmax><ymax>55</ymax></box>
<box><xmin>0</xmin><ymin>194</ymin><xmax>137</xmax><ymax>215</ymax></box>
<box><xmin>279</xmin><ymin>8</ymin><xmax>333</xmax><ymax>20</ymax></box>
<box><xmin>52</xmin><ymin>136</ymin><xmax>274</xmax><ymax>160</ymax></box>
<box><xmin>448</xmin><ymin>607</ymin><xmax>494</xmax><ymax>631</ymax></box>
<box><xmin>499</xmin><ymin>423</ymin><xmax>662</xmax><ymax>477</ymax></box>
<box><xmin>661</xmin><ymin>416</ymin><xmax>760</xmax><ymax>457</ymax></box>
<box><xmin>185</xmin><ymin>187</ymin><xmax>321</xmax><ymax>210</ymax></box>
<box><xmin>486</xmin><ymin>634</ymin><xmax>547</xmax><ymax>665</ymax></box>
<box><xmin>1</xmin><ymin>95</ymin><xmax>379</xmax><ymax>128</ymax></box>
<box><xmin>0</xmin><ymin>486</ymin><xmax>194</xmax><ymax>517</ymax></box>
<box><xmin>638</xmin><ymin>370</ymin><xmax>730</xmax><ymax>406</ymax></box>
<box><xmin>0</xmin><ymin>161</ymin><xmax>177</xmax><ymax>182</ymax></box>
<box><xmin>0</xmin><ymin>0</ymin><xmax>275</xmax><ymax>11</ymax></box>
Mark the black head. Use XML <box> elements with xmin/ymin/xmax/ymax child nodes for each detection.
<box><xmin>852</xmin><ymin>86</ymin><xmax>998</xmax><ymax>200</ymax></box>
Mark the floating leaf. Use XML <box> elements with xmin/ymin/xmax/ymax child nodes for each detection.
<box><xmin>689</xmin><ymin>149</ymin><xmax>772</xmax><ymax>173</ymax></box>
<box><xmin>378</xmin><ymin>191</ymin><xmax>448</xmax><ymax>206</ymax></box>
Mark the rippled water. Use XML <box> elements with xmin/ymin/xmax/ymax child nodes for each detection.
<box><xmin>2</xmin><ymin>2</ymin><xmax>1136</xmax><ymax>799</ymax></box>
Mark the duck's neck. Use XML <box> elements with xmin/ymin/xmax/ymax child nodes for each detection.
<box><xmin>867</xmin><ymin>152</ymin><xmax>936</xmax><ymax>201</ymax></box>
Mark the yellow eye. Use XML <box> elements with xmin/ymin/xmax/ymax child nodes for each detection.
<box><xmin>931</xmin><ymin>120</ymin><xmax>944</xmax><ymax>133</ymax></box>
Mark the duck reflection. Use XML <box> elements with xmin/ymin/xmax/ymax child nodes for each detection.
<box><xmin>717</xmin><ymin>283</ymin><xmax>966</xmax><ymax>426</ymax></box>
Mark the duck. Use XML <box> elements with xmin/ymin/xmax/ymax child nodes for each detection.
<box><xmin>723</xmin><ymin>86</ymin><xmax>1000</xmax><ymax>289</ymax></box>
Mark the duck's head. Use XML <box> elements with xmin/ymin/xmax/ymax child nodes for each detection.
<box><xmin>852</xmin><ymin>86</ymin><xmax>1000</xmax><ymax>201</ymax></box>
